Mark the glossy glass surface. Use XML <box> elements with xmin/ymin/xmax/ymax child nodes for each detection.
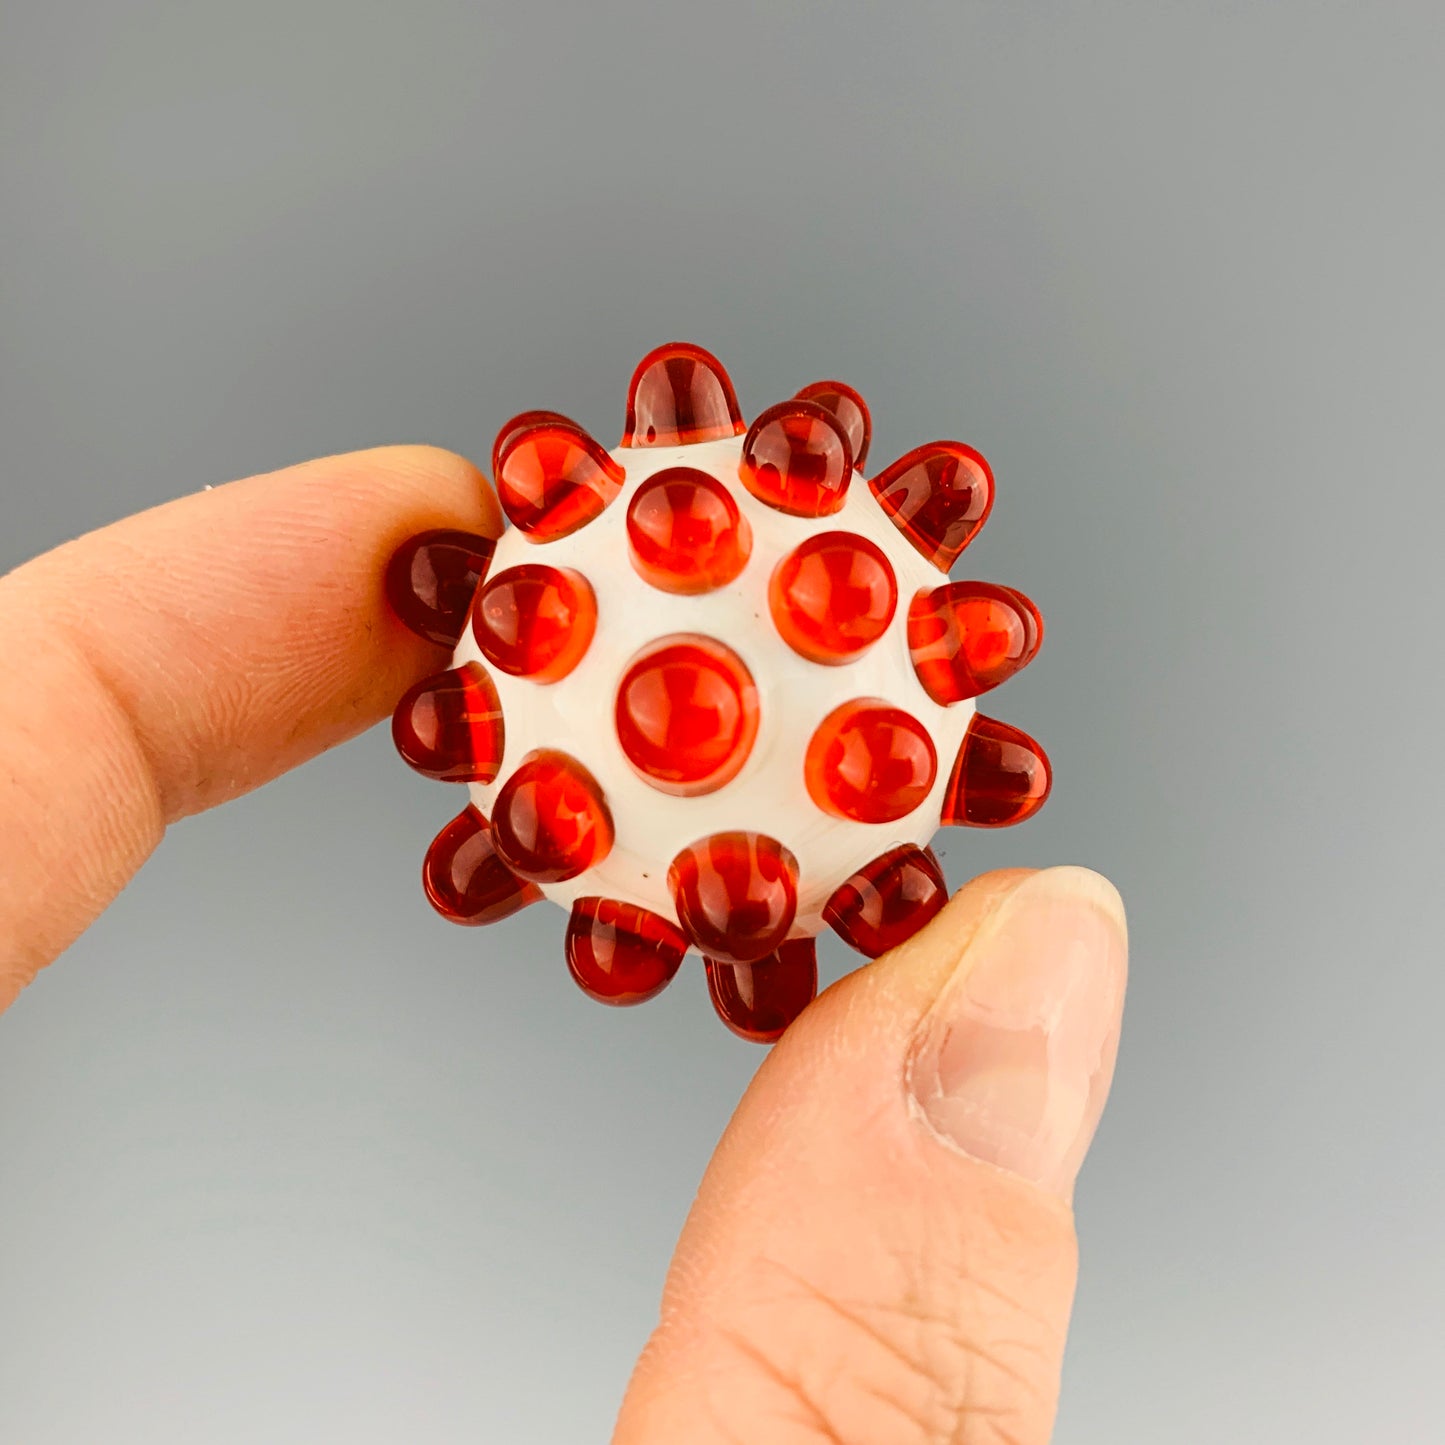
<box><xmin>564</xmin><ymin>897</ymin><xmax>688</xmax><ymax>1006</ymax></box>
<box><xmin>625</xmin><ymin>467</ymin><xmax>751</xmax><ymax>594</ymax></box>
<box><xmin>422</xmin><ymin>806</ymin><xmax>541</xmax><ymax>925</ymax></box>
<box><xmin>805</xmin><ymin>698</ymin><xmax>938</xmax><ymax>824</ymax></box>
<box><xmin>941</xmin><ymin>714</ymin><xmax>1052</xmax><ymax>827</ymax></box>
<box><xmin>384</xmin><ymin>528</ymin><xmax>495</xmax><ymax>647</ymax></box>
<box><xmin>794</xmin><ymin>380</ymin><xmax>871</xmax><ymax>470</ymax></box>
<box><xmin>869</xmin><ymin>441</ymin><xmax>994</xmax><ymax>569</ymax></box>
<box><xmin>473</xmin><ymin>564</ymin><xmax>596</xmax><ymax>683</ymax></box>
<box><xmin>668</xmin><ymin>831</ymin><xmax>798</xmax><ymax>965</ymax></box>
<box><xmin>494</xmin><ymin>418</ymin><xmax>625</xmax><ymax>539</ymax></box>
<box><xmin>614</xmin><ymin>635</ymin><xmax>758</xmax><ymax>796</ymax></box>
<box><xmin>738</xmin><ymin>399</ymin><xmax>853</xmax><ymax>517</ymax></box>
<box><xmin>391</xmin><ymin>662</ymin><xmax>504</xmax><ymax>783</ymax></box>
<box><xmin>704</xmin><ymin>938</ymin><xmax>818</xmax><ymax>1043</ymax></box>
<box><xmin>823</xmin><ymin>844</ymin><xmax>947</xmax><ymax>957</ymax></box>
<box><xmin>621</xmin><ymin>342</ymin><xmax>745</xmax><ymax>447</ymax></box>
<box><xmin>769</xmin><ymin>531</ymin><xmax>896</xmax><ymax>664</ymax></box>
<box><xmin>908</xmin><ymin>581</ymin><xmax>1042</xmax><ymax>704</ymax></box>
<box><xmin>491</xmin><ymin>749</ymin><xmax>615</xmax><ymax>882</ymax></box>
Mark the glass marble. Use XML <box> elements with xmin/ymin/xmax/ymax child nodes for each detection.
<box><xmin>473</xmin><ymin>564</ymin><xmax>596</xmax><ymax>683</ymax></box>
<box><xmin>769</xmin><ymin>531</ymin><xmax>896</xmax><ymax>664</ymax></box>
<box><xmin>626</xmin><ymin>467</ymin><xmax>751</xmax><ymax>594</ymax></box>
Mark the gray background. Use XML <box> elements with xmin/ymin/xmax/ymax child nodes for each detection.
<box><xmin>2</xmin><ymin>2</ymin><xmax>1442</xmax><ymax>1441</ymax></box>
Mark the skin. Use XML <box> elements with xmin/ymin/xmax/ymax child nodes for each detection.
<box><xmin>0</xmin><ymin>447</ymin><xmax>1127</xmax><ymax>1444</ymax></box>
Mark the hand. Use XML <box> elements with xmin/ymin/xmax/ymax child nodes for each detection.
<box><xmin>0</xmin><ymin>447</ymin><xmax>1128</xmax><ymax>1444</ymax></box>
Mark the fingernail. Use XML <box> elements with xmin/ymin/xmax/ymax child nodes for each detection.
<box><xmin>906</xmin><ymin>866</ymin><xmax>1127</xmax><ymax>1200</ymax></box>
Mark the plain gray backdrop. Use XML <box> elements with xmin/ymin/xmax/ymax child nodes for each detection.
<box><xmin>3</xmin><ymin>2</ymin><xmax>1443</xmax><ymax>1441</ymax></box>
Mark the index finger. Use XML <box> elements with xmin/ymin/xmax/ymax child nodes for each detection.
<box><xmin>0</xmin><ymin>445</ymin><xmax>499</xmax><ymax>1009</ymax></box>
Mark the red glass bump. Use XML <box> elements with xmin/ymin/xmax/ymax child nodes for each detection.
<box><xmin>908</xmin><ymin>582</ymin><xmax>1043</xmax><ymax>704</ymax></box>
<box><xmin>870</xmin><ymin>442</ymin><xmax>994</xmax><ymax>569</ymax></box>
<box><xmin>621</xmin><ymin>342</ymin><xmax>745</xmax><ymax>447</ymax></box>
<box><xmin>941</xmin><ymin>714</ymin><xmax>1052</xmax><ymax>827</ymax></box>
<box><xmin>494</xmin><ymin>418</ymin><xmax>625</xmax><ymax>540</ymax></box>
<box><xmin>384</xmin><ymin>529</ymin><xmax>495</xmax><ymax>647</ymax></box>
<box><xmin>738</xmin><ymin>399</ymin><xmax>854</xmax><ymax>517</ymax></box>
<box><xmin>490</xmin><ymin>749</ymin><xmax>615</xmax><ymax>883</ymax></box>
<box><xmin>805</xmin><ymin>699</ymin><xmax>938</xmax><ymax>824</ymax></box>
<box><xmin>423</xmin><ymin>806</ymin><xmax>541</xmax><ymax>925</ymax></box>
<box><xmin>473</xmin><ymin>564</ymin><xmax>596</xmax><ymax>683</ymax></box>
<box><xmin>391</xmin><ymin>662</ymin><xmax>505</xmax><ymax>783</ymax></box>
<box><xmin>625</xmin><ymin>467</ymin><xmax>752</xmax><ymax>594</ymax></box>
<box><xmin>769</xmin><ymin>531</ymin><xmax>897</xmax><ymax>665</ymax></box>
<box><xmin>795</xmin><ymin>380</ymin><xmax>872</xmax><ymax>471</ymax></box>
<box><xmin>491</xmin><ymin>409</ymin><xmax>579</xmax><ymax>479</ymax></box>
<box><xmin>565</xmin><ymin>897</ymin><xmax>688</xmax><ymax>1006</ymax></box>
<box><xmin>823</xmin><ymin>845</ymin><xmax>948</xmax><ymax>958</ymax></box>
<box><xmin>704</xmin><ymin>938</ymin><xmax>817</xmax><ymax>1043</ymax></box>
<box><xmin>668</xmin><ymin>832</ymin><xmax>799</xmax><ymax>965</ymax></box>
<box><xmin>615</xmin><ymin>636</ymin><xmax>759</xmax><ymax>796</ymax></box>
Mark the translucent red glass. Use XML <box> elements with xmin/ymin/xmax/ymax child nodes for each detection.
<box><xmin>615</xmin><ymin>636</ymin><xmax>758</xmax><ymax>796</ymax></box>
<box><xmin>823</xmin><ymin>845</ymin><xmax>948</xmax><ymax>958</ymax></box>
<box><xmin>794</xmin><ymin>380</ymin><xmax>871</xmax><ymax>471</ymax></box>
<box><xmin>870</xmin><ymin>442</ymin><xmax>994</xmax><ymax>569</ymax></box>
<box><xmin>768</xmin><ymin>531</ymin><xmax>896</xmax><ymax>664</ymax></box>
<box><xmin>625</xmin><ymin>467</ymin><xmax>752</xmax><ymax>594</ymax></box>
<box><xmin>941</xmin><ymin>714</ymin><xmax>1051</xmax><ymax>827</ymax></box>
<box><xmin>490</xmin><ymin>749</ymin><xmax>615</xmax><ymax>882</ymax></box>
<box><xmin>423</xmin><ymin>806</ymin><xmax>541</xmax><ymax>924</ymax></box>
<box><xmin>494</xmin><ymin>418</ymin><xmax>625</xmax><ymax>539</ymax></box>
<box><xmin>738</xmin><ymin>399</ymin><xmax>854</xmax><ymax>517</ymax></box>
<box><xmin>473</xmin><ymin>564</ymin><xmax>596</xmax><ymax>683</ymax></box>
<box><xmin>565</xmin><ymin>897</ymin><xmax>688</xmax><ymax>1005</ymax></box>
<box><xmin>621</xmin><ymin>342</ymin><xmax>745</xmax><ymax>447</ymax></box>
<box><xmin>908</xmin><ymin>582</ymin><xmax>1043</xmax><ymax>704</ymax></box>
<box><xmin>491</xmin><ymin>409</ymin><xmax>579</xmax><ymax>479</ymax></box>
<box><xmin>704</xmin><ymin>938</ymin><xmax>817</xmax><ymax>1043</ymax></box>
<box><xmin>384</xmin><ymin>529</ymin><xmax>495</xmax><ymax>647</ymax></box>
<box><xmin>805</xmin><ymin>699</ymin><xmax>938</xmax><ymax>823</ymax></box>
<box><xmin>391</xmin><ymin>662</ymin><xmax>505</xmax><ymax>783</ymax></box>
<box><xmin>668</xmin><ymin>832</ymin><xmax>798</xmax><ymax>965</ymax></box>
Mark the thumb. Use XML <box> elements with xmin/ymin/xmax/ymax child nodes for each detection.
<box><xmin>614</xmin><ymin>866</ymin><xmax>1128</xmax><ymax>1445</ymax></box>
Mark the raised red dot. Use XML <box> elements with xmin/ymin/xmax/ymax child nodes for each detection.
<box><xmin>391</xmin><ymin>663</ymin><xmax>505</xmax><ymax>783</ymax></box>
<box><xmin>423</xmin><ymin>806</ymin><xmax>541</xmax><ymax>925</ymax></box>
<box><xmin>870</xmin><ymin>442</ymin><xmax>994</xmax><ymax>570</ymax></box>
<box><xmin>908</xmin><ymin>582</ymin><xmax>1043</xmax><ymax>704</ymax></box>
<box><xmin>494</xmin><ymin>418</ymin><xmax>625</xmax><ymax>540</ymax></box>
<box><xmin>615</xmin><ymin>636</ymin><xmax>758</xmax><ymax>797</ymax></box>
<box><xmin>823</xmin><ymin>845</ymin><xmax>948</xmax><ymax>958</ymax></box>
<box><xmin>491</xmin><ymin>749</ymin><xmax>614</xmax><ymax>883</ymax></box>
<box><xmin>704</xmin><ymin>939</ymin><xmax>817</xmax><ymax>1043</ymax></box>
<box><xmin>473</xmin><ymin>564</ymin><xmax>596</xmax><ymax>683</ymax></box>
<box><xmin>622</xmin><ymin>342</ymin><xmax>745</xmax><ymax>447</ymax></box>
<box><xmin>565</xmin><ymin>897</ymin><xmax>688</xmax><ymax>1006</ymax></box>
<box><xmin>794</xmin><ymin>380</ymin><xmax>872</xmax><ymax>470</ymax></box>
<box><xmin>384</xmin><ymin>529</ymin><xmax>495</xmax><ymax>647</ymax></box>
<box><xmin>805</xmin><ymin>699</ymin><xmax>938</xmax><ymax>824</ymax></box>
<box><xmin>668</xmin><ymin>832</ymin><xmax>798</xmax><ymax>965</ymax></box>
<box><xmin>625</xmin><ymin>467</ymin><xmax>752</xmax><ymax>594</ymax></box>
<box><xmin>941</xmin><ymin>715</ymin><xmax>1051</xmax><ymax>827</ymax></box>
<box><xmin>491</xmin><ymin>409</ymin><xmax>579</xmax><ymax>478</ymax></box>
<box><xmin>738</xmin><ymin>399</ymin><xmax>853</xmax><ymax>517</ymax></box>
<box><xmin>769</xmin><ymin>531</ymin><xmax>897</xmax><ymax>664</ymax></box>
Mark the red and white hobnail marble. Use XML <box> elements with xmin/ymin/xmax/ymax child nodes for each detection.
<box><xmin>386</xmin><ymin>343</ymin><xmax>1048</xmax><ymax>1041</ymax></box>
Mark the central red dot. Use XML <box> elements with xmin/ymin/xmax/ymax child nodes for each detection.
<box><xmin>615</xmin><ymin>635</ymin><xmax>759</xmax><ymax>795</ymax></box>
<box><xmin>769</xmin><ymin>531</ymin><xmax>897</xmax><ymax>664</ymax></box>
<box><xmin>626</xmin><ymin>468</ymin><xmax>751</xmax><ymax>594</ymax></box>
